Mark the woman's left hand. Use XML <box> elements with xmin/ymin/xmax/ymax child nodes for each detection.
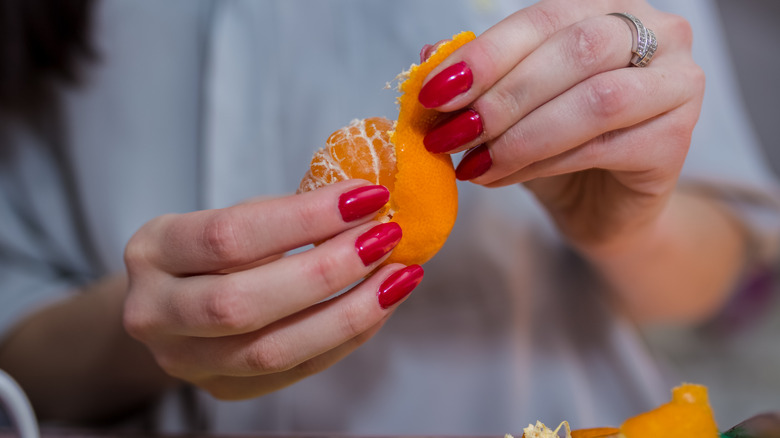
<box><xmin>419</xmin><ymin>0</ymin><xmax>705</xmax><ymax>253</ymax></box>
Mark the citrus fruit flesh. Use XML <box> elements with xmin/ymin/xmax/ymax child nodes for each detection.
<box><xmin>299</xmin><ymin>31</ymin><xmax>475</xmax><ymax>266</ymax></box>
<box><xmin>620</xmin><ymin>383</ymin><xmax>720</xmax><ymax>438</ymax></box>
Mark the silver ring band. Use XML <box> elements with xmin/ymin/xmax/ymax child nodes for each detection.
<box><xmin>609</xmin><ymin>12</ymin><xmax>658</xmax><ymax>67</ymax></box>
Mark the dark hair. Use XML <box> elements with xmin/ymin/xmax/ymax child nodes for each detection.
<box><xmin>0</xmin><ymin>0</ymin><xmax>96</xmax><ymax>113</ymax></box>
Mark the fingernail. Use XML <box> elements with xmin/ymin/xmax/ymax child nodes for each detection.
<box><xmin>420</xmin><ymin>44</ymin><xmax>436</xmax><ymax>64</ymax></box>
<box><xmin>338</xmin><ymin>185</ymin><xmax>390</xmax><ymax>222</ymax></box>
<box><xmin>424</xmin><ymin>109</ymin><xmax>483</xmax><ymax>153</ymax></box>
<box><xmin>455</xmin><ymin>144</ymin><xmax>492</xmax><ymax>180</ymax></box>
<box><xmin>418</xmin><ymin>61</ymin><xmax>473</xmax><ymax>108</ymax></box>
<box><xmin>356</xmin><ymin>222</ymin><xmax>402</xmax><ymax>266</ymax></box>
<box><xmin>377</xmin><ymin>265</ymin><xmax>424</xmax><ymax>309</ymax></box>
<box><xmin>419</xmin><ymin>39</ymin><xmax>448</xmax><ymax>63</ymax></box>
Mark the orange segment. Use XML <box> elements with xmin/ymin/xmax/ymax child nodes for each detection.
<box><xmin>300</xmin><ymin>117</ymin><xmax>397</xmax><ymax>220</ymax></box>
<box><xmin>620</xmin><ymin>383</ymin><xmax>720</xmax><ymax>438</ymax></box>
<box><xmin>299</xmin><ymin>31</ymin><xmax>476</xmax><ymax>266</ymax></box>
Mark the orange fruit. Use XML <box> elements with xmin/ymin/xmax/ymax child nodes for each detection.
<box><xmin>299</xmin><ymin>31</ymin><xmax>475</xmax><ymax>266</ymax></box>
<box><xmin>620</xmin><ymin>383</ymin><xmax>720</xmax><ymax>438</ymax></box>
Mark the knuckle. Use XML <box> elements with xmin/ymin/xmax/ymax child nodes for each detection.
<box><xmin>667</xmin><ymin>13</ymin><xmax>693</xmax><ymax>50</ymax></box>
<box><xmin>201</xmin><ymin>211</ymin><xmax>243</xmax><ymax>264</ymax></box>
<box><xmin>123</xmin><ymin>235</ymin><xmax>147</xmax><ymax>273</ymax></box>
<box><xmin>294</xmin><ymin>199</ymin><xmax>325</xmax><ymax>233</ymax></box>
<box><xmin>202</xmin><ymin>279</ymin><xmax>251</xmax><ymax>331</ymax></box>
<box><xmin>122</xmin><ymin>299</ymin><xmax>151</xmax><ymax>341</ymax></box>
<box><xmin>302</xmin><ymin>251</ymin><xmax>347</xmax><ymax>297</ymax></box>
<box><xmin>486</xmin><ymin>87</ymin><xmax>524</xmax><ymax>125</ymax></box>
<box><xmin>493</xmin><ymin>124</ymin><xmax>534</xmax><ymax>170</ymax></box>
<box><xmin>565</xmin><ymin>22</ymin><xmax>609</xmax><ymax>71</ymax></box>
<box><xmin>525</xmin><ymin>6</ymin><xmax>562</xmax><ymax>40</ymax></box>
<box><xmin>584</xmin><ymin>76</ymin><xmax>629</xmax><ymax>120</ymax></box>
<box><xmin>245</xmin><ymin>336</ymin><xmax>291</xmax><ymax>373</ymax></box>
<box><xmin>476</xmin><ymin>36</ymin><xmax>507</xmax><ymax>76</ymax></box>
<box><xmin>123</xmin><ymin>215</ymin><xmax>171</xmax><ymax>272</ymax></box>
<box><xmin>687</xmin><ymin>63</ymin><xmax>706</xmax><ymax>97</ymax></box>
<box><xmin>337</xmin><ymin>300</ymin><xmax>369</xmax><ymax>339</ymax></box>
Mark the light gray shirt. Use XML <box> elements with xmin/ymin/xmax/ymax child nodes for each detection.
<box><xmin>1</xmin><ymin>0</ymin><xmax>778</xmax><ymax>434</ymax></box>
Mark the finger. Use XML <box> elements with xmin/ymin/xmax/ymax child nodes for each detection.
<box><xmin>158</xmin><ymin>264</ymin><xmax>422</xmax><ymax>379</ymax></box>
<box><xmin>126</xmin><ymin>179</ymin><xmax>389</xmax><ymax>275</ymax></box>
<box><xmin>508</xmin><ymin>103</ymin><xmax>700</xmax><ymax>189</ymax></box>
<box><xmin>420</xmin><ymin>39</ymin><xmax>449</xmax><ymax>63</ymax></box>
<box><xmin>467</xmin><ymin>54</ymin><xmax>703</xmax><ymax>185</ymax></box>
<box><xmin>140</xmin><ymin>221</ymin><xmax>404</xmax><ymax>338</ymax></box>
<box><xmin>426</xmin><ymin>15</ymin><xmax>645</xmax><ymax>155</ymax></box>
<box><xmin>215</xmin><ymin>253</ymin><xmax>284</xmax><ymax>274</ymax></box>
<box><xmin>423</xmin><ymin>15</ymin><xmax>637</xmax><ymax>155</ymax></box>
<box><xmin>418</xmin><ymin>1</ymin><xmax>594</xmax><ymax>110</ymax></box>
<box><xmin>195</xmin><ymin>317</ymin><xmax>388</xmax><ymax>400</ymax></box>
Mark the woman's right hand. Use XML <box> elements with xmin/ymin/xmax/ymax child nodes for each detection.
<box><xmin>122</xmin><ymin>179</ymin><xmax>422</xmax><ymax>400</ymax></box>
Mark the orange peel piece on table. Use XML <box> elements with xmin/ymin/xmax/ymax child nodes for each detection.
<box><xmin>620</xmin><ymin>383</ymin><xmax>720</xmax><ymax>438</ymax></box>
<box><xmin>514</xmin><ymin>383</ymin><xmax>720</xmax><ymax>438</ymax></box>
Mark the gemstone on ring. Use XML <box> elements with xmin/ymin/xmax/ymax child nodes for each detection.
<box><xmin>609</xmin><ymin>12</ymin><xmax>658</xmax><ymax>67</ymax></box>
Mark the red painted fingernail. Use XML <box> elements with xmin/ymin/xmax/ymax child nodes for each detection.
<box><xmin>424</xmin><ymin>109</ymin><xmax>483</xmax><ymax>153</ymax></box>
<box><xmin>338</xmin><ymin>185</ymin><xmax>390</xmax><ymax>222</ymax></box>
<box><xmin>377</xmin><ymin>265</ymin><xmax>424</xmax><ymax>309</ymax></box>
<box><xmin>418</xmin><ymin>61</ymin><xmax>473</xmax><ymax>108</ymax></box>
<box><xmin>455</xmin><ymin>144</ymin><xmax>492</xmax><ymax>180</ymax></box>
<box><xmin>356</xmin><ymin>222</ymin><xmax>402</xmax><ymax>266</ymax></box>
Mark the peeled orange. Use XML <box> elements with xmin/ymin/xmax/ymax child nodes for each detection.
<box><xmin>299</xmin><ymin>31</ymin><xmax>475</xmax><ymax>266</ymax></box>
<box><xmin>620</xmin><ymin>383</ymin><xmax>720</xmax><ymax>438</ymax></box>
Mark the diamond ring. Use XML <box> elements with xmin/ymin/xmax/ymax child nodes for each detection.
<box><xmin>609</xmin><ymin>12</ymin><xmax>658</xmax><ymax>67</ymax></box>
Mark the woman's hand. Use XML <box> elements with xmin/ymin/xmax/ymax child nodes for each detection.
<box><xmin>419</xmin><ymin>0</ymin><xmax>705</xmax><ymax>254</ymax></box>
<box><xmin>122</xmin><ymin>179</ymin><xmax>422</xmax><ymax>400</ymax></box>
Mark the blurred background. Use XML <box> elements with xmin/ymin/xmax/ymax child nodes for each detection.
<box><xmin>717</xmin><ymin>0</ymin><xmax>780</xmax><ymax>173</ymax></box>
<box><xmin>648</xmin><ymin>0</ymin><xmax>780</xmax><ymax>428</ymax></box>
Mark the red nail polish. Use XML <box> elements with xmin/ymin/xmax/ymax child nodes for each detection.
<box><xmin>418</xmin><ymin>61</ymin><xmax>473</xmax><ymax>108</ymax></box>
<box><xmin>356</xmin><ymin>222</ymin><xmax>402</xmax><ymax>266</ymax></box>
<box><xmin>455</xmin><ymin>144</ymin><xmax>492</xmax><ymax>180</ymax></box>
<box><xmin>338</xmin><ymin>185</ymin><xmax>390</xmax><ymax>222</ymax></box>
<box><xmin>424</xmin><ymin>109</ymin><xmax>483</xmax><ymax>153</ymax></box>
<box><xmin>377</xmin><ymin>265</ymin><xmax>424</xmax><ymax>309</ymax></box>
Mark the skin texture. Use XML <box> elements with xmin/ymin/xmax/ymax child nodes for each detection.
<box><xmin>0</xmin><ymin>0</ymin><xmax>749</xmax><ymax>424</ymax></box>
<box><xmin>121</xmin><ymin>180</ymin><xmax>413</xmax><ymax>401</ymax></box>
<box><xmin>421</xmin><ymin>0</ymin><xmax>743</xmax><ymax>324</ymax></box>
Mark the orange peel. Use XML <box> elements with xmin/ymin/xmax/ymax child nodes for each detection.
<box><xmin>299</xmin><ymin>31</ymin><xmax>475</xmax><ymax>266</ymax></box>
<box><xmin>620</xmin><ymin>383</ymin><xmax>720</xmax><ymax>438</ymax></box>
<box><xmin>515</xmin><ymin>383</ymin><xmax>720</xmax><ymax>438</ymax></box>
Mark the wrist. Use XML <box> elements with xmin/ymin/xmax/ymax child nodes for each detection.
<box><xmin>566</xmin><ymin>201</ymin><xmax>671</xmax><ymax>265</ymax></box>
